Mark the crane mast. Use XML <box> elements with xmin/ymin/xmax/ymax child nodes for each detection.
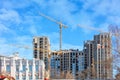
<box><xmin>59</xmin><ymin>24</ymin><xmax>62</xmax><ymax>50</ymax></box>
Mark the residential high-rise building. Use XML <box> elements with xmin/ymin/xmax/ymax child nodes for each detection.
<box><xmin>50</xmin><ymin>51</ymin><xmax>61</xmax><ymax>78</ymax></box>
<box><xmin>50</xmin><ymin>49</ymin><xmax>84</xmax><ymax>79</ymax></box>
<box><xmin>84</xmin><ymin>33</ymin><xmax>112</xmax><ymax>79</ymax></box>
<box><xmin>0</xmin><ymin>53</ymin><xmax>45</xmax><ymax>80</ymax></box>
<box><xmin>33</xmin><ymin>36</ymin><xmax>50</xmax><ymax>70</ymax></box>
<box><xmin>94</xmin><ymin>33</ymin><xmax>112</xmax><ymax>79</ymax></box>
<box><xmin>84</xmin><ymin>40</ymin><xmax>95</xmax><ymax>78</ymax></box>
<box><xmin>84</xmin><ymin>40</ymin><xmax>94</xmax><ymax>69</ymax></box>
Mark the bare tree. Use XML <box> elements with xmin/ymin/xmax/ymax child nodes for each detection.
<box><xmin>116</xmin><ymin>74</ymin><xmax>120</xmax><ymax>80</ymax></box>
<box><xmin>59</xmin><ymin>71</ymin><xmax>65</xmax><ymax>79</ymax></box>
<box><xmin>108</xmin><ymin>25</ymin><xmax>120</xmax><ymax>79</ymax></box>
<box><xmin>77</xmin><ymin>69</ymin><xmax>88</xmax><ymax>79</ymax></box>
<box><xmin>50</xmin><ymin>69</ymin><xmax>62</xmax><ymax>79</ymax></box>
<box><xmin>91</xmin><ymin>58</ymin><xmax>96</xmax><ymax>79</ymax></box>
<box><xmin>50</xmin><ymin>70</ymin><xmax>74</xmax><ymax>79</ymax></box>
<box><xmin>108</xmin><ymin>25</ymin><xmax>120</xmax><ymax>54</ymax></box>
<box><xmin>115</xmin><ymin>67</ymin><xmax>120</xmax><ymax>80</ymax></box>
<box><xmin>77</xmin><ymin>56</ymin><xmax>112</xmax><ymax>79</ymax></box>
<box><xmin>65</xmin><ymin>71</ymin><xmax>74</xmax><ymax>79</ymax></box>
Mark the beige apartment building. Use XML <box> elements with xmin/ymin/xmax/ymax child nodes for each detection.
<box><xmin>94</xmin><ymin>33</ymin><xmax>112</xmax><ymax>79</ymax></box>
<box><xmin>84</xmin><ymin>33</ymin><xmax>113</xmax><ymax>79</ymax></box>
<box><xmin>33</xmin><ymin>36</ymin><xmax>50</xmax><ymax>70</ymax></box>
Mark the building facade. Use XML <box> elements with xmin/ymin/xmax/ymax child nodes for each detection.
<box><xmin>0</xmin><ymin>53</ymin><xmax>45</xmax><ymax>80</ymax></box>
<box><xmin>50</xmin><ymin>51</ymin><xmax>61</xmax><ymax>78</ymax></box>
<box><xmin>84</xmin><ymin>33</ymin><xmax>112</xmax><ymax>79</ymax></box>
<box><xmin>84</xmin><ymin>40</ymin><xmax>94</xmax><ymax>69</ymax></box>
<box><xmin>33</xmin><ymin>36</ymin><xmax>50</xmax><ymax>70</ymax></box>
<box><xmin>94</xmin><ymin>33</ymin><xmax>112</xmax><ymax>79</ymax></box>
<box><xmin>50</xmin><ymin>49</ymin><xmax>84</xmax><ymax>78</ymax></box>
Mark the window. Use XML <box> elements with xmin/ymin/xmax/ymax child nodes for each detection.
<box><xmin>34</xmin><ymin>54</ymin><xmax>37</xmax><ymax>58</ymax></box>
<box><xmin>45</xmin><ymin>51</ymin><xmax>47</xmax><ymax>53</ymax></box>
<box><xmin>22</xmin><ymin>75</ymin><xmax>26</xmax><ymax>80</ymax></box>
<box><xmin>16</xmin><ymin>75</ymin><xmax>19</xmax><ymax>80</ymax></box>
<box><xmin>16</xmin><ymin>65</ymin><xmax>19</xmax><ymax>72</ymax></box>
<box><xmin>40</xmin><ymin>40</ymin><xmax>43</xmax><ymax>43</ymax></box>
<box><xmin>36</xmin><ymin>74</ymin><xmax>39</xmax><ymax>79</ymax></box>
<box><xmin>29</xmin><ymin>75</ymin><xmax>32</xmax><ymax>80</ymax></box>
<box><xmin>6</xmin><ymin>65</ymin><xmax>10</xmax><ymax>72</ymax></box>
<box><xmin>36</xmin><ymin>65</ymin><xmax>39</xmax><ymax>72</ymax></box>
<box><xmin>34</xmin><ymin>50</ymin><xmax>37</xmax><ymax>52</ymax></box>
<box><xmin>34</xmin><ymin>43</ymin><xmax>37</xmax><ymax>48</ymax></box>
<box><xmin>58</xmin><ymin>66</ymin><xmax>60</xmax><ymax>68</ymax></box>
<box><xmin>73</xmin><ymin>59</ymin><xmax>75</xmax><ymax>63</ymax></box>
<box><xmin>73</xmin><ymin>53</ymin><xmax>75</xmax><ymax>55</ymax></box>
<box><xmin>23</xmin><ymin>65</ymin><xmax>26</xmax><ymax>72</ymax></box>
<box><xmin>40</xmin><ymin>38</ymin><xmax>43</xmax><ymax>40</ymax></box>
<box><xmin>29</xmin><ymin>65</ymin><xmax>32</xmax><ymax>72</ymax></box>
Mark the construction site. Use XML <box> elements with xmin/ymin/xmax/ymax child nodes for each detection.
<box><xmin>0</xmin><ymin>12</ymin><xmax>119</xmax><ymax>80</ymax></box>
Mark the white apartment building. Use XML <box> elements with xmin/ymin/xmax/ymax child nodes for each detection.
<box><xmin>0</xmin><ymin>53</ymin><xmax>45</xmax><ymax>80</ymax></box>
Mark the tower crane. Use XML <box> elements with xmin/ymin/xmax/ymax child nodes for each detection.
<box><xmin>77</xmin><ymin>24</ymin><xmax>119</xmax><ymax>36</ymax></box>
<box><xmin>39</xmin><ymin>13</ymin><xmax>68</xmax><ymax>51</ymax></box>
<box><xmin>77</xmin><ymin>24</ymin><xmax>120</xmax><ymax>54</ymax></box>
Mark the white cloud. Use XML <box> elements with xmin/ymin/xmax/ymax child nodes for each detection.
<box><xmin>0</xmin><ymin>23</ymin><xmax>10</xmax><ymax>32</ymax></box>
<box><xmin>0</xmin><ymin>36</ymin><xmax>33</xmax><ymax>59</ymax></box>
<box><xmin>78</xmin><ymin>0</ymin><xmax>120</xmax><ymax>33</ymax></box>
<box><xmin>0</xmin><ymin>23</ymin><xmax>16</xmax><ymax>36</ymax></box>
<box><xmin>15</xmin><ymin>36</ymin><xmax>32</xmax><ymax>44</ymax></box>
<box><xmin>0</xmin><ymin>44</ymin><xmax>33</xmax><ymax>59</ymax></box>
<box><xmin>33</xmin><ymin>0</ymin><xmax>80</xmax><ymax>28</ymax></box>
<box><xmin>107</xmin><ymin>15</ymin><xmax>120</xmax><ymax>25</ymax></box>
<box><xmin>0</xmin><ymin>8</ymin><xmax>21</xmax><ymax>24</ymax></box>
<box><xmin>2</xmin><ymin>0</ymin><xmax>31</xmax><ymax>9</ymax></box>
<box><xmin>29</xmin><ymin>26</ymin><xmax>38</xmax><ymax>35</ymax></box>
<box><xmin>98</xmin><ymin>23</ymin><xmax>109</xmax><ymax>32</ymax></box>
<box><xmin>82</xmin><ymin>0</ymin><xmax>120</xmax><ymax>16</ymax></box>
<box><xmin>0</xmin><ymin>38</ymin><xmax>16</xmax><ymax>56</ymax></box>
<box><xmin>96</xmin><ymin>0</ymin><xmax>120</xmax><ymax>16</ymax></box>
<box><xmin>0</xmin><ymin>37</ymin><xmax>6</xmax><ymax>44</ymax></box>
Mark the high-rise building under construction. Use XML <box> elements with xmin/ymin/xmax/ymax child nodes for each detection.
<box><xmin>33</xmin><ymin>36</ymin><xmax>50</xmax><ymax>70</ymax></box>
<box><xmin>50</xmin><ymin>49</ymin><xmax>84</xmax><ymax>79</ymax></box>
<box><xmin>94</xmin><ymin>33</ymin><xmax>112</xmax><ymax>79</ymax></box>
<box><xmin>84</xmin><ymin>33</ymin><xmax>112</xmax><ymax>79</ymax></box>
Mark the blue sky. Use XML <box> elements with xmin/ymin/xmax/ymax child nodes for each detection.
<box><xmin>0</xmin><ymin>0</ymin><xmax>120</xmax><ymax>59</ymax></box>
